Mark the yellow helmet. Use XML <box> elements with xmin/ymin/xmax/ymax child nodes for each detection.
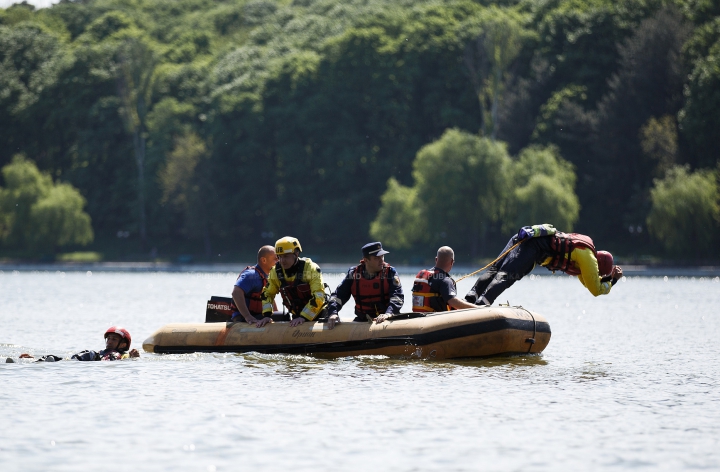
<box><xmin>275</xmin><ymin>236</ymin><xmax>302</xmax><ymax>255</ymax></box>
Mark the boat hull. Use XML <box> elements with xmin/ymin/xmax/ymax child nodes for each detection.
<box><xmin>143</xmin><ymin>306</ymin><xmax>551</xmax><ymax>360</ymax></box>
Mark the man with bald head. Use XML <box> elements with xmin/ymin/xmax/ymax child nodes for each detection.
<box><xmin>411</xmin><ymin>246</ymin><xmax>477</xmax><ymax>312</ymax></box>
<box><xmin>231</xmin><ymin>245</ymin><xmax>278</xmax><ymax>327</ymax></box>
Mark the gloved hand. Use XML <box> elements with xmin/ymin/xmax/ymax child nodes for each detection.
<box><xmin>517</xmin><ymin>226</ymin><xmax>533</xmax><ymax>240</ymax></box>
<box><xmin>465</xmin><ymin>290</ymin><xmax>478</xmax><ymax>304</ymax></box>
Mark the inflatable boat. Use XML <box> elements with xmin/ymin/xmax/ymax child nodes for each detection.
<box><xmin>143</xmin><ymin>298</ymin><xmax>551</xmax><ymax>360</ymax></box>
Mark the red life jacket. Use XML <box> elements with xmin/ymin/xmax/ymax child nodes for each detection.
<box><xmin>349</xmin><ymin>262</ymin><xmax>391</xmax><ymax>316</ymax></box>
<box><xmin>546</xmin><ymin>232</ymin><xmax>597</xmax><ymax>276</ymax></box>
<box><xmin>412</xmin><ymin>268</ymin><xmax>452</xmax><ymax>312</ymax></box>
<box><xmin>233</xmin><ymin>265</ymin><xmax>267</xmax><ymax>316</ymax></box>
<box><xmin>275</xmin><ymin>259</ymin><xmax>312</xmax><ymax>315</ymax></box>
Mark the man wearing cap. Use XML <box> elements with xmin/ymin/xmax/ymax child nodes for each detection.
<box><xmin>464</xmin><ymin>223</ymin><xmax>624</xmax><ymax>306</ymax></box>
<box><xmin>326</xmin><ymin>242</ymin><xmax>404</xmax><ymax>329</ymax></box>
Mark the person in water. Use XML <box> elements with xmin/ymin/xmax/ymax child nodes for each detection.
<box><xmin>325</xmin><ymin>242</ymin><xmax>404</xmax><ymax>329</ymax></box>
<box><xmin>465</xmin><ymin>224</ymin><xmax>624</xmax><ymax>306</ymax></box>
<box><xmin>261</xmin><ymin>236</ymin><xmax>327</xmax><ymax>327</ymax></box>
<box><xmin>411</xmin><ymin>246</ymin><xmax>478</xmax><ymax>312</ymax></box>
<box><xmin>19</xmin><ymin>326</ymin><xmax>140</xmax><ymax>362</ymax></box>
<box><xmin>230</xmin><ymin>245</ymin><xmax>279</xmax><ymax>327</ymax></box>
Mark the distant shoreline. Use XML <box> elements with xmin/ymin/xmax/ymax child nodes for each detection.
<box><xmin>1</xmin><ymin>262</ymin><xmax>718</xmax><ymax>277</ymax></box>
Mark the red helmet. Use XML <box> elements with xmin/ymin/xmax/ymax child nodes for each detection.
<box><xmin>105</xmin><ymin>326</ymin><xmax>132</xmax><ymax>351</ymax></box>
<box><xmin>596</xmin><ymin>251</ymin><xmax>614</xmax><ymax>277</ymax></box>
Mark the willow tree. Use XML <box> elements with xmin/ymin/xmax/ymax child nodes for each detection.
<box><xmin>371</xmin><ymin>129</ymin><xmax>513</xmax><ymax>257</ymax></box>
<box><xmin>647</xmin><ymin>166</ymin><xmax>720</xmax><ymax>258</ymax></box>
<box><xmin>0</xmin><ymin>156</ymin><xmax>93</xmax><ymax>253</ymax></box>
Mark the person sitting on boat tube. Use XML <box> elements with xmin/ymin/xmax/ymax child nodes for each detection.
<box><xmin>412</xmin><ymin>246</ymin><xmax>478</xmax><ymax>312</ymax></box>
<box><xmin>230</xmin><ymin>245</ymin><xmax>279</xmax><ymax>327</ymax></box>
<box><xmin>19</xmin><ymin>326</ymin><xmax>140</xmax><ymax>362</ymax></box>
<box><xmin>464</xmin><ymin>224</ymin><xmax>624</xmax><ymax>306</ymax></box>
<box><xmin>326</xmin><ymin>241</ymin><xmax>404</xmax><ymax>330</ymax></box>
<box><xmin>261</xmin><ymin>236</ymin><xmax>327</xmax><ymax>327</ymax></box>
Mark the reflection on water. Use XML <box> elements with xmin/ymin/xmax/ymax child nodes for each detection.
<box><xmin>1</xmin><ymin>272</ymin><xmax>719</xmax><ymax>471</ymax></box>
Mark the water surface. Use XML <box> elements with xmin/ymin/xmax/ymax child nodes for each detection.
<box><xmin>1</xmin><ymin>270</ymin><xmax>718</xmax><ymax>471</ymax></box>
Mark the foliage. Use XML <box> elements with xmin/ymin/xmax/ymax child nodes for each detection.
<box><xmin>0</xmin><ymin>0</ymin><xmax>718</xmax><ymax>260</ymax></box>
<box><xmin>371</xmin><ymin>129</ymin><xmax>580</xmax><ymax>257</ymax></box>
<box><xmin>511</xmin><ymin>145</ymin><xmax>580</xmax><ymax>231</ymax></box>
<box><xmin>0</xmin><ymin>156</ymin><xmax>93</xmax><ymax>253</ymax></box>
<box><xmin>646</xmin><ymin>165</ymin><xmax>719</xmax><ymax>257</ymax></box>
<box><xmin>640</xmin><ymin>115</ymin><xmax>678</xmax><ymax>176</ymax></box>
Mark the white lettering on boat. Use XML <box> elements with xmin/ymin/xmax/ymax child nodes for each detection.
<box><xmin>207</xmin><ymin>303</ymin><xmax>232</xmax><ymax>310</ymax></box>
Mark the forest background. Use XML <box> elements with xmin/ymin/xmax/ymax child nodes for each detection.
<box><xmin>1</xmin><ymin>0</ymin><xmax>719</xmax><ymax>265</ymax></box>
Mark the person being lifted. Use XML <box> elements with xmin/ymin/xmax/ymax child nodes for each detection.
<box><xmin>465</xmin><ymin>223</ymin><xmax>623</xmax><ymax>306</ymax></box>
<box><xmin>326</xmin><ymin>242</ymin><xmax>404</xmax><ymax>330</ymax></box>
<box><xmin>261</xmin><ymin>236</ymin><xmax>327</xmax><ymax>327</ymax></box>
<box><xmin>231</xmin><ymin>245</ymin><xmax>278</xmax><ymax>327</ymax></box>
<box><xmin>412</xmin><ymin>246</ymin><xmax>478</xmax><ymax>312</ymax></box>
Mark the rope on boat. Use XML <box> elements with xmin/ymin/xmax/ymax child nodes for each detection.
<box><xmin>455</xmin><ymin>239</ymin><xmax>524</xmax><ymax>283</ymax></box>
<box><xmin>517</xmin><ymin>305</ymin><xmax>537</xmax><ymax>353</ymax></box>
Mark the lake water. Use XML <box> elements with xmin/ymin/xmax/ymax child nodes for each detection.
<box><xmin>1</xmin><ymin>270</ymin><xmax>719</xmax><ymax>471</ymax></box>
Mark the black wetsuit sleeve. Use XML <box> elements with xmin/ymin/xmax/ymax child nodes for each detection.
<box><xmin>326</xmin><ymin>269</ymin><xmax>354</xmax><ymax>315</ymax></box>
<box><xmin>71</xmin><ymin>350</ymin><xmax>100</xmax><ymax>361</ymax></box>
<box><xmin>386</xmin><ymin>268</ymin><xmax>404</xmax><ymax>314</ymax></box>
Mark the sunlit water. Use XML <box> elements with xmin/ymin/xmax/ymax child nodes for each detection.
<box><xmin>1</xmin><ymin>270</ymin><xmax>719</xmax><ymax>471</ymax></box>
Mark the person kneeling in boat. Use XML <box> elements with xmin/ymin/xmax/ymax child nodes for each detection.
<box><xmin>261</xmin><ymin>236</ymin><xmax>327</xmax><ymax>327</ymax></box>
<box><xmin>412</xmin><ymin>246</ymin><xmax>478</xmax><ymax>312</ymax></box>
<box><xmin>465</xmin><ymin>224</ymin><xmax>623</xmax><ymax>306</ymax></box>
<box><xmin>230</xmin><ymin>245</ymin><xmax>279</xmax><ymax>327</ymax></box>
<box><xmin>326</xmin><ymin>242</ymin><xmax>404</xmax><ymax>330</ymax></box>
<box><xmin>20</xmin><ymin>326</ymin><xmax>140</xmax><ymax>362</ymax></box>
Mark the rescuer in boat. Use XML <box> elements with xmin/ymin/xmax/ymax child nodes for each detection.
<box><xmin>230</xmin><ymin>245</ymin><xmax>279</xmax><ymax>327</ymax></box>
<box><xmin>412</xmin><ymin>246</ymin><xmax>478</xmax><ymax>312</ymax></box>
<box><xmin>465</xmin><ymin>224</ymin><xmax>623</xmax><ymax>306</ymax></box>
<box><xmin>19</xmin><ymin>326</ymin><xmax>140</xmax><ymax>362</ymax></box>
<box><xmin>325</xmin><ymin>241</ymin><xmax>404</xmax><ymax>329</ymax></box>
<box><xmin>261</xmin><ymin>236</ymin><xmax>327</xmax><ymax>327</ymax></box>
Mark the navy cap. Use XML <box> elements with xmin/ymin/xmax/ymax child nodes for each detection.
<box><xmin>362</xmin><ymin>242</ymin><xmax>389</xmax><ymax>258</ymax></box>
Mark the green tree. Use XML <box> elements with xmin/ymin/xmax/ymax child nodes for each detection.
<box><xmin>511</xmin><ymin>145</ymin><xmax>580</xmax><ymax>231</ymax></box>
<box><xmin>0</xmin><ymin>155</ymin><xmax>93</xmax><ymax>254</ymax></box>
<box><xmin>640</xmin><ymin>115</ymin><xmax>678</xmax><ymax>177</ymax></box>
<box><xmin>114</xmin><ymin>35</ymin><xmax>158</xmax><ymax>250</ymax></box>
<box><xmin>369</xmin><ymin>178</ymin><xmax>422</xmax><ymax>249</ymax></box>
<box><xmin>678</xmin><ymin>39</ymin><xmax>720</xmax><ymax>169</ymax></box>
<box><xmin>158</xmin><ymin>131</ymin><xmax>214</xmax><ymax>258</ymax></box>
<box><xmin>371</xmin><ymin>129</ymin><xmax>513</xmax><ymax>257</ymax></box>
<box><xmin>462</xmin><ymin>7</ymin><xmax>527</xmax><ymax>140</ymax></box>
<box><xmin>646</xmin><ymin>165</ymin><xmax>720</xmax><ymax>258</ymax></box>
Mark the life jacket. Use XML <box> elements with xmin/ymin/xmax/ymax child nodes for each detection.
<box><xmin>545</xmin><ymin>232</ymin><xmax>596</xmax><ymax>276</ymax></box>
<box><xmin>349</xmin><ymin>262</ymin><xmax>391</xmax><ymax>316</ymax></box>
<box><xmin>98</xmin><ymin>349</ymin><xmax>125</xmax><ymax>361</ymax></box>
<box><xmin>412</xmin><ymin>268</ymin><xmax>453</xmax><ymax>312</ymax></box>
<box><xmin>275</xmin><ymin>259</ymin><xmax>312</xmax><ymax>316</ymax></box>
<box><xmin>233</xmin><ymin>265</ymin><xmax>267</xmax><ymax>315</ymax></box>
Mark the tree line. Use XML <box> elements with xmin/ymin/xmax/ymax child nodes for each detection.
<box><xmin>0</xmin><ymin>0</ymin><xmax>718</xmax><ymax>263</ymax></box>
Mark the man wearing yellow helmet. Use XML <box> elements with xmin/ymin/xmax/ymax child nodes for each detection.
<box><xmin>261</xmin><ymin>236</ymin><xmax>327</xmax><ymax>327</ymax></box>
